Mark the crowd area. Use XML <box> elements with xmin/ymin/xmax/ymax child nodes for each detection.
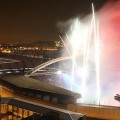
<box><xmin>30</xmin><ymin>72</ymin><xmax>72</xmax><ymax>90</ymax></box>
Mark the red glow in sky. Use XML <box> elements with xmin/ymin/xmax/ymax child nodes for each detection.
<box><xmin>98</xmin><ymin>1</ymin><xmax>120</xmax><ymax>71</ymax></box>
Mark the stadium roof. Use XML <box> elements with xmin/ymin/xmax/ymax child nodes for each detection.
<box><xmin>2</xmin><ymin>74</ymin><xmax>81</xmax><ymax>99</ymax></box>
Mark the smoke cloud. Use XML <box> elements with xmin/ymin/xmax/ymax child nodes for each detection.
<box><xmin>56</xmin><ymin>1</ymin><xmax>120</xmax><ymax>106</ymax></box>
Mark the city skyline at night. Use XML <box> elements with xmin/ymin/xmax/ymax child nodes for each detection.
<box><xmin>1</xmin><ymin>1</ymin><xmax>120</xmax><ymax>119</ymax></box>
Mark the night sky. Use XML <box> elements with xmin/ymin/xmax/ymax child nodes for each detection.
<box><xmin>0</xmin><ymin>0</ymin><xmax>106</xmax><ymax>43</ymax></box>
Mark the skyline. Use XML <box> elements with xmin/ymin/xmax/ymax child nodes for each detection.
<box><xmin>0</xmin><ymin>0</ymin><xmax>106</xmax><ymax>43</ymax></box>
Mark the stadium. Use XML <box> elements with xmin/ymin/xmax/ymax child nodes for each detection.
<box><xmin>0</xmin><ymin>56</ymin><xmax>120</xmax><ymax>120</ymax></box>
